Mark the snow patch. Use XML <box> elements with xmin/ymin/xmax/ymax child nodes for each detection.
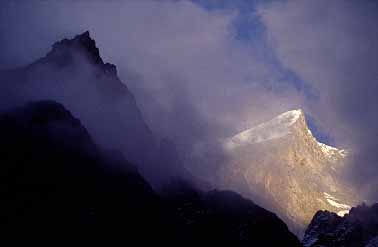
<box><xmin>337</xmin><ymin>210</ymin><xmax>350</xmax><ymax>217</ymax></box>
<box><xmin>306</xmin><ymin>125</ymin><xmax>347</xmax><ymax>160</ymax></box>
<box><xmin>324</xmin><ymin>192</ymin><xmax>351</xmax><ymax>216</ymax></box>
<box><xmin>278</xmin><ymin>109</ymin><xmax>303</xmax><ymax>125</ymax></box>
<box><xmin>318</xmin><ymin>142</ymin><xmax>347</xmax><ymax>159</ymax></box>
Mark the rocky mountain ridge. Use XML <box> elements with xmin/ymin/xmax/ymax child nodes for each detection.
<box><xmin>0</xmin><ymin>31</ymin><xmax>185</xmax><ymax>186</ymax></box>
<box><xmin>218</xmin><ymin>109</ymin><xmax>359</xmax><ymax>236</ymax></box>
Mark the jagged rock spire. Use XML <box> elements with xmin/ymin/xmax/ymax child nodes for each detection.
<box><xmin>32</xmin><ymin>31</ymin><xmax>118</xmax><ymax>77</ymax></box>
<box><xmin>49</xmin><ymin>31</ymin><xmax>103</xmax><ymax>64</ymax></box>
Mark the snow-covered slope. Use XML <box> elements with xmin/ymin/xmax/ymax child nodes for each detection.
<box><xmin>225</xmin><ymin>110</ymin><xmax>302</xmax><ymax>149</ymax></box>
<box><xmin>225</xmin><ymin>109</ymin><xmax>347</xmax><ymax>161</ymax></box>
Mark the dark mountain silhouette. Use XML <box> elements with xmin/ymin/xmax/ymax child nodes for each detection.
<box><xmin>0</xmin><ymin>101</ymin><xmax>302</xmax><ymax>246</ymax></box>
<box><xmin>0</xmin><ymin>31</ymin><xmax>185</xmax><ymax>186</ymax></box>
<box><xmin>303</xmin><ymin>203</ymin><xmax>378</xmax><ymax>247</ymax></box>
<box><xmin>0</xmin><ymin>100</ymin><xmax>161</xmax><ymax>244</ymax></box>
<box><xmin>161</xmin><ymin>180</ymin><xmax>303</xmax><ymax>246</ymax></box>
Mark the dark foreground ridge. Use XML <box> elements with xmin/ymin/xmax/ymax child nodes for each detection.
<box><xmin>0</xmin><ymin>101</ymin><xmax>301</xmax><ymax>246</ymax></box>
<box><xmin>303</xmin><ymin>204</ymin><xmax>378</xmax><ymax>247</ymax></box>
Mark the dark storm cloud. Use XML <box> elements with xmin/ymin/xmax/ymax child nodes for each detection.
<box><xmin>258</xmin><ymin>0</ymin><xmax>378</xmax><ymax>200</ymax></box>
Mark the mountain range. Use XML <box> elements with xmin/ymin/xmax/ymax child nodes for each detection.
<box><xmin>0</xmin><ymin>31</ymin><xmax>374</xmax><ymax>246</ymax></box>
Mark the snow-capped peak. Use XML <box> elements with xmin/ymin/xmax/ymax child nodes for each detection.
<box><xmin>275</xmin><ymin>109</ymin><xmax>303</xmax><ymax>126</ymax></box>
<box><xmin>224</xmin><ymin>109</ymin><xmax>303</xmax><ymax>149</ymax></box>
<box><xmin>224</xmin><ymin>108</ymin><xmax>347</xmax><ymax>161</ymax></box>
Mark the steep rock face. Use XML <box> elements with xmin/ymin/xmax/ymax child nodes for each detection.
<box><xmin>0</xmin><ymin>31</ymin><xmax>184</xmax><ymax>185</ymax></box>
<box><xmin>0</xmin><ymin>101</ymin><xmax>302</xmax><ymax>246</ymax></box>
<box><xmin>219</xmin><ymin>109</ymin><xmax>359</xmax><ymax>235</ymax></box>
<box><xmin>303</xmin><ymin>204</ymin><xmax>378</xmax><ymax>247</ymax></box>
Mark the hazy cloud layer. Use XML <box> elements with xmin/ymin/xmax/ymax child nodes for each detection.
<box><xmin>0</xmin><ymin>0</ymin><xmax>304</xmax><ymax>148</ymax></box>
<box><xmin>0</xmin><ymin>0</ymin><xmax>377</xmax><ymax>199</ymax></box>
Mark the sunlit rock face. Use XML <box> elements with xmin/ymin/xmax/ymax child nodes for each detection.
<box><xmin>219</xmin><ymin>109</ymin><xmax>359</xmax><ymax>236</ymax></box>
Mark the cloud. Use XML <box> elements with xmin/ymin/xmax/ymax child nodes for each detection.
<box><xmin>0</xmin><ymin>0</ymin><xmax>304</xmax><ymax>148</ymax></box>
<box><xmin>258</xmin><ymin>0</ymin><xmax>378</xmax><ymax>200</ymax></box>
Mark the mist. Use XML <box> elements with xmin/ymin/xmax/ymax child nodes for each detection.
<box><xmin>257</xmin><ymin>0</ymin><xmax>378</xmax><ymax>201</ymax></box>
<box><xmin>0</xmin><ymin>0</ymin><xmax>377</xmax><ymax>200</ymax></box>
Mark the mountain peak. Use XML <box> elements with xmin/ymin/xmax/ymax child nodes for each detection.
<box><xmin>39</xmin><ymin>30</ymin><xmax>103</xmax><ymax>66</ymax></box>
<box><xmin>33</xmin><ymin>31</ymin><xmax>118</xmax><ymax>77</ymax></box>
<box><xmin>273</xmin><ymin>109</ymin><xmax>304</xmax><ymax>126</ymax></box>
<box><xmin>220</xmin><ymin>108</ymin><xmax>356</xmax><ymax>235</ymax></box>
<box><xmin>224</xmin><ymin>108</ymin><xmax>347</xmax><ymax>159</ymax></box>
<box><xmin>68</xmin><ymin>31</ymin><xmax>98</xmax><ymax>55</ymax></box>
<box><xmin>224</xmin><ymin>109</ymin><xmax>305</xmax><ymax>149</ymax></box>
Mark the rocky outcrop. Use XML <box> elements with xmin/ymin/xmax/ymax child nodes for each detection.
<box><xmin>219</xmin><ymin>109</ymin><xmax>359</xmax><ymax>235</ymax></box>
<box><xmin>303</xmin><ymin>204</ymin><xmax>378</xmax><ymax>247</ymax></box>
